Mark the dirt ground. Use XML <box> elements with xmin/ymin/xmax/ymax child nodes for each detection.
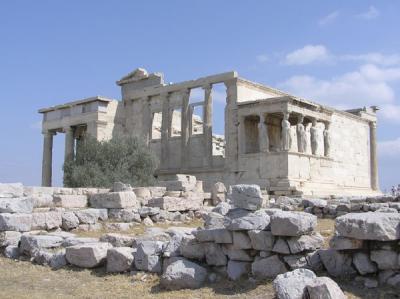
<box><xmin>0</xmin><ymin>218</ymin><xmax>399</xmax><ymax>299</ymax></box>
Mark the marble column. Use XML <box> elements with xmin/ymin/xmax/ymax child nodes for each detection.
<box><xmin>323</xmin><ymin>122</ymin><xmax>331</xmax><ymax>157</ymax></box>
<box><xmin>160</xmin><ymin>93</ymin><xmax>170</xmax><ymax>168</ymax></box>
<box><xmin>64</xmin><ymin>127</ymin><xmax>75</xmax><ymax>163</ymax></box>
<box><xmin>224</xmin><ymin>79</ymin><xmax>239</xmax><ymax>171</ymax></box>
<box><xmin>41</xmin><ymin>131</ymin><xmax>55</xmax><ymax>187</ymax></box>
<box><xmin>369</xmin><ymin>121</ymin><xmax>379</xmax><ymax>190</ymax></box>
<box><xmin>181</xmin><ymin>89</ymin><xmax>190</xmax><ymax>169</ymax></box>
<box><xmin>238</xmin><ymin>115</ymin><xmax>246</xmax><ymax>154</ymax></box>
<box><xmin>258</xmin><ymin>113</ymin><xmax>269</xmax><ymax>152</ymax></box>
<box><xmin>141</xmin><ymin>96</ymin><xmax>151</xmax><ymax>145</ymax></box>
<box><xmin>203</xmin><ymin>84</ymin><xmax>213</xmax><ymax>166</ymax></box>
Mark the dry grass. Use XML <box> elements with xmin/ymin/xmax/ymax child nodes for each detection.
<box><xmin>315</xmin><ymin>218</ymin><xmax>336</xmax><ymax>248</ymax></box>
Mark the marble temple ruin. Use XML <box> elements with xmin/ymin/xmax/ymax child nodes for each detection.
<box><xmin>39</xmin><ymin>68</ymin><xmax>380</xmax><ymax>197</ymax></box>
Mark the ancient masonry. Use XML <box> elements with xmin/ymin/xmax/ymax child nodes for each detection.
<box><xmin>39</xmin><ymin>68</ymin><xmax>380</xmax><ymax>197</ymax></box>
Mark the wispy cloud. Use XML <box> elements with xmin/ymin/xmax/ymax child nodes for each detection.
<box><xmin>256</xmin><ymin>54</ymin><xmax>269</xmax><ymax>63</ymax></box>
<box><xmin>284</xmin><ymin>45</ymin><xmax>332</xmax><ymax>65</ymax></box>
<box><xmin>319</xmin><ymin>11</ymin><xmax>339</xmax><ymax>26</ymax></box>
<box><xmin>356</xmin><ymin>5</ymin><xmax>380</xmax><ymax>20</ymax></box>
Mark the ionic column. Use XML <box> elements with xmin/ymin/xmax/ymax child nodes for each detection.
<box><xmin>160</xmin><ymin>93</ymin><xmax>170</xmax><ymax>168</ymax></box>
<box><xmin>369</xmin><ymin>121</ymin><xmax>379</xmax><ymax>190</ymax></box>
<box><xmin>181</xmin><ymin>89</ymin><xmax>190</xmax><ymax>169</ymax></box>
<box><xmin>224</xmin><ymin>79</ymin><xmax>239</xmax><ymax>171</ymax></box>
<box><xmin>203</xmin><ymin>84</ymin><xmax>213</xmax><ymax>166</ymax></box>
<box><xmin>64</xmin><ymin>127</ymin><xmax>75</xmax><ymax>163</ymax></box>
<box><xmin>141</xmin><ymin>96</ymin><xmax>151</xmax><ymax>145</ymax></box>
<box><xmin>41</xmin><ymin>131</ymin><xmax>55</xmax><ymax>187</ymax></box>
<box><xmin>258</xmin><ymin>113</ymin><xmax>269</xmax><ymax>152</ymax></box>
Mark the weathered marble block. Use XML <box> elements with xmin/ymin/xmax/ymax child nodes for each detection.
<box><xmin>66</xmin><ymin>242</ymin><xmax>111</xmax><ymax>268</ymax></box>
<box><xmin>270</xmin><ymin>211</ymin><xmax>317</xmax><ymax>236</ymax></box>
<box><xmin>0</xmin><ymin>183</ymin><xmax>24</xmax><ymax>198</ymax></box>
<box><xmin>89</xmin><ymin>191</ymin><xmax>139</xmax><ymax>209</ymax></box>
<box><xmin>53</xmin><ymin>195</ymin><xmax>88</xmax><ymax>208</ymax></box>
<box><xmin>0</xmin><ymin>197</ymin><xmax>34</xmax><ymax>213</ymax></box>
<box><xmin>230</xmin><ymin>184</ymin><xmax>264</xmax><ymax>211</ymax></box>
<box><xmin>0</xmin><ymin>213</ymin><xmax>32</xmax><ymax>232</ymax></box>
<box><xmin>147</xmin><ymin>196</ymin><xmax>202</xmax><ymax>212</ymax></box>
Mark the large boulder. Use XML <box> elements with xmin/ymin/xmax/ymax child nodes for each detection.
<box><xmin>204</xmin><ymin>243</ymin><xmax>227</xmax><ymax>266</ymax></box>
<box><xmin>74</xmin><ymin>209</ymin><xmax>107</xmax><ymax>224</ymax></box>
<box><xmin>319</xmin><ymin>249</ymin><xmax>356</xmax><ymax>277</ymax></box>
<box><xmin>180</xmin><ymin>236</ymin><xmax>205</xmax><ymax>260</ymax></box>
<box><xmin>353</xmin><ymin>252</ymin><xmax>377</xmax><ymax>275</ymax></box>
<box><xmin>134</xmin><ymin>240</ymin><xmax>164</xmax><ymax>273</ymax></box>
<box><xmin>108</xmin><ymin>208</ymin><xmax>141</xmax><ymax>223</ymax></box>
<box><xmin>270</xmin><ymin>211</ymin><xmax>317</xmax><ymax>236</ymax></box>
<box><xmin>225</xmin><ymin>209</ymin><xmax>270</xmax><ymax>231</ymax></box>
<box><xmin>0</xmin><ymin>183</ymin><xmax>23</xmax><ymax>198</ymax></box>
<box><xmin>370</xmin><ymin>250</ymin><xmax>399</xmax><ymax>270</ymax></box>
<box><xmin>335</xmin><ymin>212</ymin><xmax>400</xmax><ymax>241</ymax></box>
<box><xmin>248</xmin><ymin>230</ymin><xmax>275</xmax><ymax>251</ymax></box>
<box><xmin>66</xmin><ymin>242</ymin><xmax>111</xmax><ymax>268</ymax></box>
<box><xmin>31</xmin><ymin>211</ymin><xmax>62</xmax><ymax>230</ymax></box>
<box><xmin>273</xmin><ymin>268</ymin><xmax>317</xmax><ymax>299</ymax></box>
<box><xmin>0</xmin><ymin>197</ymin><xmax>34</xmax><ymax>213</ymax></box>
<box><xmin>286</xmin><ymin>233</ymin><xmax>324</xmax><ymax>254</ymax></box>
<box><xmin>20</xmin><ymin>234</ymin><xmax>63</xmax><ymax>255</ymax></box>
<box><xmin>62</xmin><ymin>212</ymin><xmax>80</xmax><ymax>230</ymax></box>
<box><xmin>227</xmin><ymin>260</ymin><xmax>251</xmax><ymax>280</ymax></box>
<box><xmin>90</xmin><ymin>192</ymin><xmax>139</xmax><ymax>209</ymax></box>
<box><xmin>329</xmin><ymin>236</ymin><xmax>363</xmax><ymax>250</ymax></box>
<box><xmin>100</xmin><ymin>233</ymin><xmax>135</xmax><ymax>247</ymax></box>
<box><xmin>106</xmin><ymin>247</ymin><xmax>134</xmax><ymax>273</ymax></box>
<box><xmin>148</xmin><ymin>196</ymin><xmax>203</xmax><ymax>212</ymax></box>
<box><xmin>211</xmin><ymin>182</ymin><xmax>226</xmax><ymax>206</ymax></box>
<box><xmin>53</xmin><ymin>195</ymin><xmax>88</xmax><ymax>208</ymax></box>
<box><xmin>0</xmin><ymin>231</ymin><xmax>21</xmax><ymax>247</ymax></box>
<box><xmin>0</xmin><ymin>213</ymin><xmax>32</xmax><ymax>232</ymax></box>
<box><xmin>230</xmin><ymin>184</ymin><xmax>264</xmax><ymax>211</ymax></box>
<box><xmin>305</xmin><ymin>277</ymin><xmax>347</xmax><ymax>299</ymax></box>
<box><xmin>232</xmin><ymin>231</ymin><xmax>252</xmax><ymax>249</ymax></box>
<box><xmin>160</xmin><ymin>258</ymin><xmax>207</xmax><ymax>290</ymax></box>
<box><xmin>252</xmin><ymin>255</ymin><xmax>288</xmax><ymax>279</ymax></box>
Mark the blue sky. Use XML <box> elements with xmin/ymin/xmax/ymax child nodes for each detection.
<box><xmin>0</xmin><ymin>1</ymin><xmax>399</xmax><ymax>191</ymax></box>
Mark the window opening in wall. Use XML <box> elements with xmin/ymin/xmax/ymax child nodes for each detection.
<box><xmin>244</xmin><ymin>115</ymin><xmax>260</xmax><ymax>153</ymax></box>
<box><xmin>191</xmin><ymin>105</ymin><xmax>203</xmax><ymax>135</ymax></box>
<box><xmin>170</xmin><ymin>108</ymin><xmax>182</xmax><ymax>137</ymax></box>
<box><xmin>151</xmin><ymin>111</ymin><xmax>162</xmax><ymax>140</ymax></box>
<box><xmin>212</xmin><ymin>83</ymin><xmax>226</xmax><ymax>157</ymax></box>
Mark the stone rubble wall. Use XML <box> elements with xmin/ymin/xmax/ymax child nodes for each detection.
<box><xmin>1</xmin><ymin>180</ymin><xmax>399</xmax><ymax>293</ymax></box>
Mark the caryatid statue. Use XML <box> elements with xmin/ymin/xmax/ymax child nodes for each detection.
<box><xmin>324</xmin><ymin>122</ymin><xmax>331</xmax><ymax>157</ymax></box>
<box><xmin>296</xmin><ymin>115</ymin><xmax>307</xmax><ymax>153</ymax></box>
<box><xmin>310</xmin><ymin>119</ymin><xmax>320</xmax><ymax>155</ymax></box>
<box><xmin>281</xmin><ymin>112</ymin><xmax>292</xmax><ymax>151</ymax></box>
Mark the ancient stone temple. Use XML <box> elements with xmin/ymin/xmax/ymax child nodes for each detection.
<box><xmin>39</xmin><ymin>68</ymin><xmax>380</xmax><ymax>197</ymax></box>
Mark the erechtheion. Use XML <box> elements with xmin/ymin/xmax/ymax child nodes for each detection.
<box><xmin>39</xmin><ymin>68</ymin><xmax>380</xmax><ymax>197</ymax></box>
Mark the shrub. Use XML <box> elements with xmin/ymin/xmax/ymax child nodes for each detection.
<box><xmin>63</xmin><ymin>136</ymin><xmax>158</xmax><ymax>188</ymax></box>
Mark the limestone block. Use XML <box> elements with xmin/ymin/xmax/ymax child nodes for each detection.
<box><xmin>31</xmin><ymin>194</ymin><xmax>54</xmax><ymax>208</ymax></box>
<box><xmin>387</xmin><ymin>274</ymin><xmax>400</xmax><ymax>288</ymax></box>
<box><xmin>163</xmin><ymin>235</ymin><xmax>185</xmax><ymax>258</ymax></box>
<box><xmin>62</xmin><ymin>237</ymin><xmax>99</xmax><ymax>247</ymax></box>
<box><xmin>31</xmin><ymin>211</ymin><xmax>62</xmax><ymax>230</ymax></box>
<box><xmin>252</xmin><ymin>255</ymin><xmax>287</xmax><ymax>279</ymax></box>
<box><xmin>319</xmin><ymin>249</ymin><xmax>356</xmax><ymax>277</ymax></box>
<box><xmin>0</xmin><ymin>183</ymin><xmax>23</xmax><ymax>198</ymax></box>
<box><xmin>230</xmin><ymin>184</ymin><xmax>264</xmax><ymax>211</ymax></box>
<box><xmin>77</xmin><ymin>223</ymin><xmax>103</xmax><ymax>232</ymax></box>
<box><xmin>211</xmin><ymin>202</ymin><xmax>232</xmax><ymax>216</ymax></box>
<box><xmin>132</xmin><ymin>187</ymin><xmax>151</xmax><ymax>205</ymax></box>
<box><xmin>227</xmin><ymin>260</ymin><xmax>251</xmax><ymax>280</ymax></box>
<box><xmin>248</xmin><ymin>230</ymin><xmax>275</xmax><ymax>251</ymax></box>
<box><xmin>203</xmin><ymin>212</ymin><xmax>225</xmax><ymax>229</ymax></box>
<box><xmin>108</xmin><ymin>208</ymin><xmax>141</xmax><ymax>223</ymax></box>
<box><xmin>194</xmin><ymin>228</ymin><xmax>233</xmax><ymax>244</ymax></box>
<box><xmin>211</xmin><ymin>182</ymin><xmax>227</xmax><ymax>206</ymax></box>
<box><xmin>272</xmin><ymin>238</ymin><xmax>291</xmax><ymax>254</ymax></box>
<box><xmin>370</xmin><ymin>250</ymin><xmax>399</xmax><ymax>270</ymax></box>
<box><xmin>4</xmin><ymin>245</ymin><xmax>20</xmax><ymax>259</ymax></box>
<box><xmin>90</xmin><ymin>191</ymin><xmax>139</xmax><ymax>209</ymax></box>
<box><xmin>283</xmin><ymin>254</ymin><xmax>308</xmax><ymax>270</ymax></box>
<box><xmin>74</xmin><ymin>209</ymin><xmax>108</xmax><ymax>224</ymax></box>
<box><xmin>100</xmin><ymin>233</ymin><xmax>135</xmax><ymax>247</ymax></box>
<box><xmin>106</xmin><ymin>247</ymin><xmax>134</xmax><ymax>273</ymax></box>
<box><xmin>0</xmin><ymin>213</ymin><xmax>32</xmax><ymax>232</ymax></box>
<box><xmin>353</xmin><ymin>252</ymin><xmax>377</xmax><ymax>275</ymax></box>
<box><xmin>20</xmin><ymin>234</ymin><xmax>63</xmax><ymax>256</ymax></box>
<box><xmin>138</xmin><ymin>207</ymin><xmax>160</xmax><ymax>218</ymax></box>
<box><xmin>232</xmin><ymin>231</ymin><xmax>252</xmax><ymax>249</ymax></box>
<box><xmin>225</xmin><ymin>209</ymin><xmax>270</xmax><ymax>231</ymax></box>
<box><xmin>112</xmin><ymin>182</ymin><xmax>132</xmax><ymax>192</ymax></box>
<box><xmin>273</xmin><ymin>268</ymin><xmax>317</xmax><ymax>299</ymax></box>
<box><xmin>180</xmin><ymin>236</ymin><xmax>205</xmax><ymax>260</ymax></box>
<box><xmin>329</xmin><ymin>236</ymin><xmax>364</xmax><ymax>250</ymax></box>
<box><xmin>148</xmin><ymin>196</ymin><xmax>202</xmax><ymax>212</ymax></box>
<box><xmin>335</xmin><ymin>212</ymin><xmax>400</xmax><ymax>241</ymax></box>
<box><xmin>204</xmin><ymin>243</ymin><xmax>227</xmax><ymax>266</ymax></box>
<box><xmin>160</xmin><ymin>258</ymin><xmax>207</xmax><ymax>290</ymax></box>
<box><xmin>305</xmin><ymin>277</ymin><xmax>346</xmax><ymax>299</ymax></box>
<box><xmin>0</xmin><ymin>197</ymin><xmax>34</xmax><ymax>213</ymax></box>
<box><xmin>66</xmin><ymin>242</ymin><xmax>111</xmax><ymax>268</ymax></box>
<box><xmin>32</xmin><ymin>248</ymin><xmax>66</xmax><ymax>269</ymax></box>
<box><xmin>0</xmin><ymin>231</ymin><xmax>21</xmax><ymax>247</ymax></box>
<box><xmin>148</xmin><ymin>187</ymin><xmax>166</xmax><ymax>198</ymax></box>
<box><xmin>222</xmin><ymin>244</ymin><xmax>253</xmax><ymax>261</ymax></box>
<box><xmin>302</xmin><ymin>198</ymin><xmax>327</xmax><ymax>208</ymax></box>
<box><xmin>134</xmin><ymin>240</ymin><xmax>164</xmax><ymax>273</ymax></box>
<box><xmin>286</xmin><ymin>233</ymin><xmax>324</xmax><ymax>254</ymax></box>
<box><xmin>53</xmin><ymin>195</ymin><xmax>88</xmax><ymax>208</ymax></box>
<box><xmin>61</xmin><ymin>212</ymin><xmax>80</xmax><ymax>230</ymax></box>
<box><xmin>270</xmin><ymin>211</ymin><xmax>317</xmax><ymax>236</ymax></box>
<box><xmin>104</xmin><ymin>222</ymin><xmax>137</xmax><ymax>231</ymax></box>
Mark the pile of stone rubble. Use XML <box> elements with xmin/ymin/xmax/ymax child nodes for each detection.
<box><xmin>271</xmin><ymin>195</ymin><xmax>400</xmax><ymax>218</ymax></box>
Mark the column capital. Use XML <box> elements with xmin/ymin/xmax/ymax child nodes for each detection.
<box><xmin>369</xmin><ymin>121</ymin><xmax>377</xmax><ymax>129</ymax></box>
<box><xmin>63</xmin><ymin>126</ymin><xmax>73</xmax><ymax>133</ymax></box>
<box><xmin>202</xmin><ymin>83</ymin><xmax>212</xmax><ymax>91</ymax></box>
<box><xmin>42</xmin><ymin>130</ymin><xmax>56</xmax><ymax>136</ymax></box>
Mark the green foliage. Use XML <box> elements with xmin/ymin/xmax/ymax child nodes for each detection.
<box><xmin>63</xmin><ymin>136</ymin><xmax>158</xmax><ymax>188</ymax></box>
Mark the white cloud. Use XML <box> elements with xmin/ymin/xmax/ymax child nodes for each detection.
<box><xmin>284</xmin><ymin>45</ymin><xmax>331</xmax><ymax>65</ymax></box>
<box><xmin>278</xmin><ymin>64</ymin><xmax>400</xmax><ymax>109</ymax></box>
<box><xmin>380</xmin><ymin>104</ymin><xmax>400</xmax><ymax>124</ymax></box>
<box><xmin>342</xmin><ymin>53</ymin><xmax>400</xmax><ymax>66</ymax></box>
<box><xmin>319</xmin><ymin>11</ymin><xmax>339</xmax><ymax>26</ymax></box>
<box><xmin>256</xmin><ymin>54</ymin><xmax>269</xmax><ymax>63</ymax></box>
<box><xmin>357</xmin><ymin>5</ymin><xmax>380</xmax><ymax>20</ymax></box>
<box><xmin>378</xmin><ymin>137</ymin><xmax>400</xmax><ymax>156</ymax></box>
